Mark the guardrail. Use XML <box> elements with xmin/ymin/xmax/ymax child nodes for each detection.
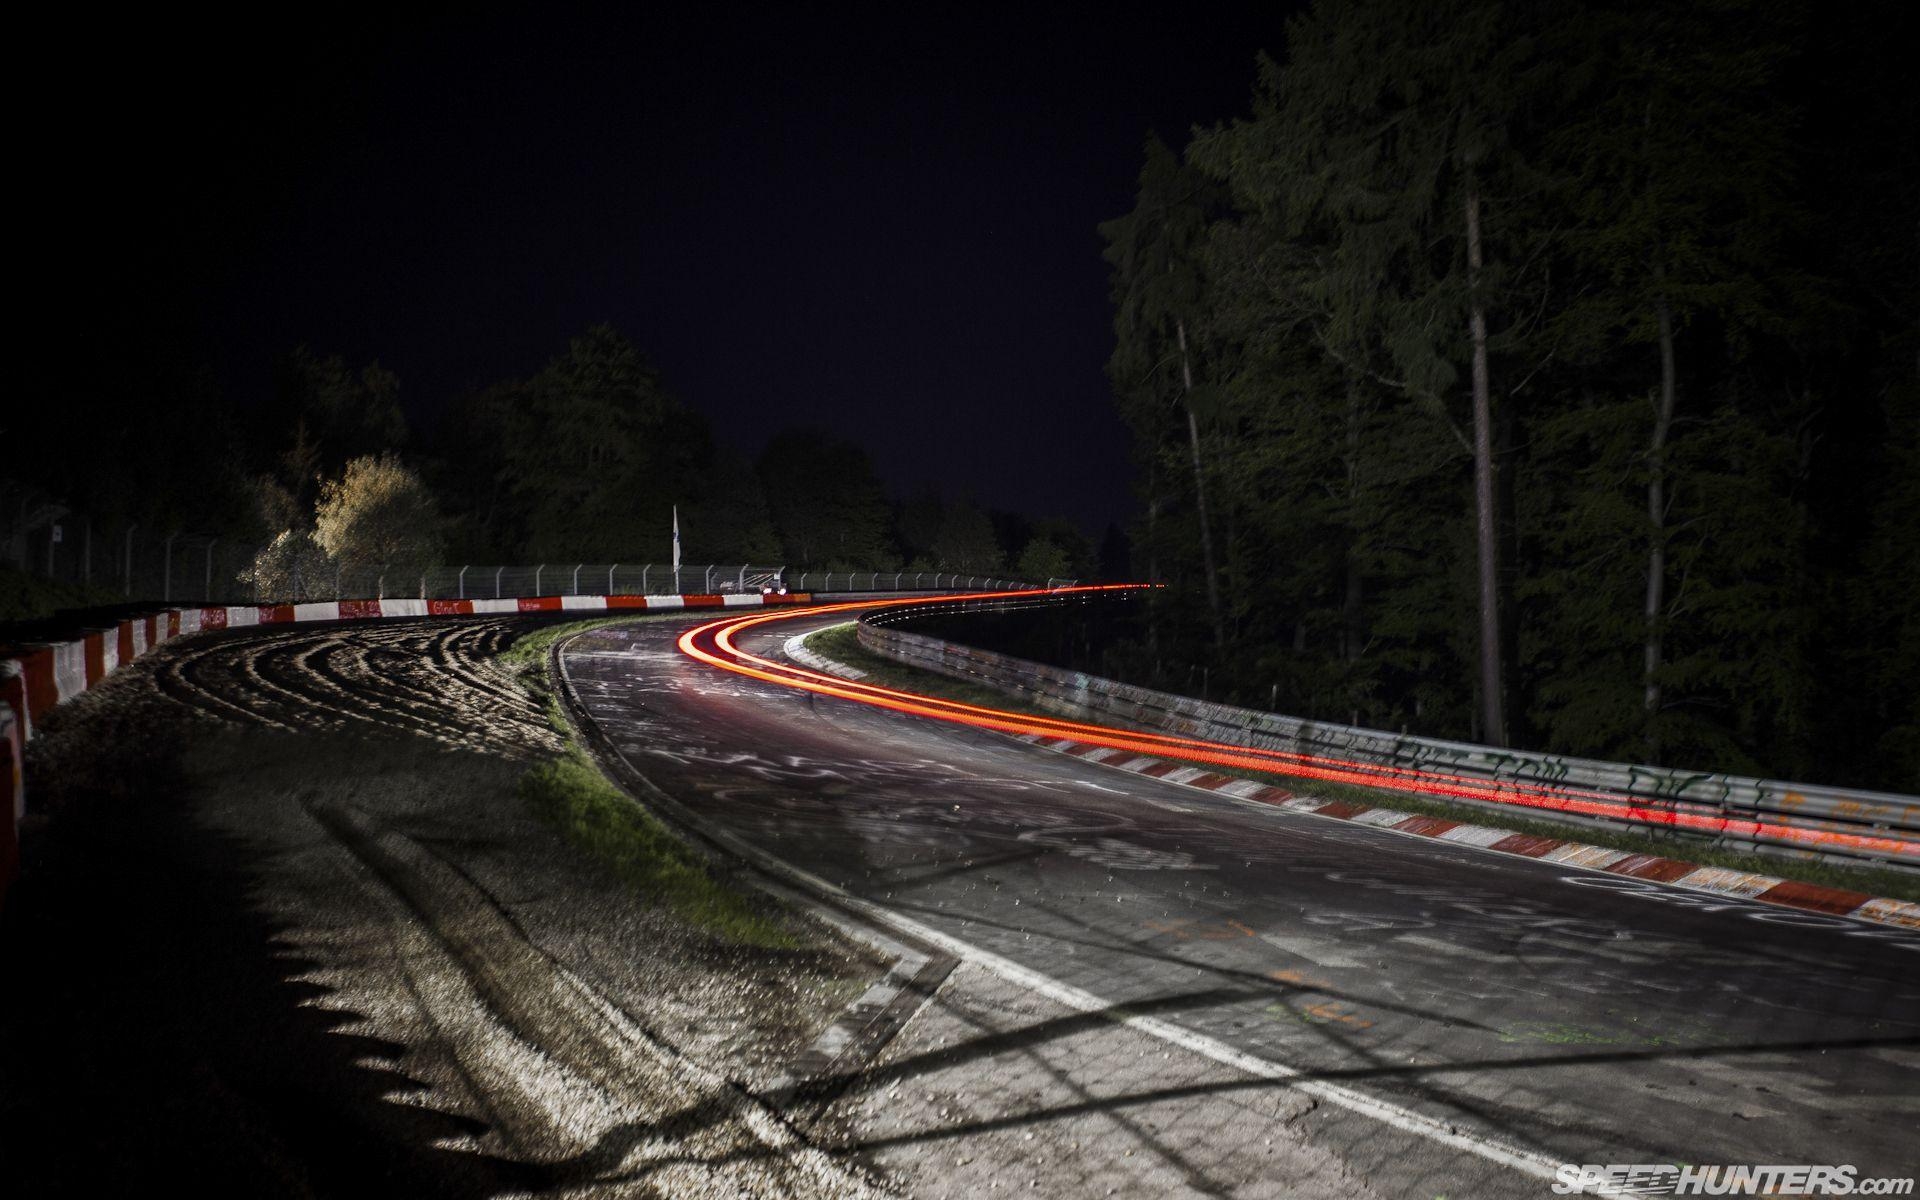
<box><xmin>260</xmin><ymin>564</ymin><xmax>1037</xmax><ymax>602</ymax></box>
<box><xmin>858</xmin><ymin>600</ymin><xmax>1920</xmax><ymax>871</ymax></box>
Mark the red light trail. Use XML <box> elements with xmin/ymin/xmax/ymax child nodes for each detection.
<box><xmin>674</xmin><ymin>587</ymin><xmax>1915</xmax><ymax>862</ymax></box>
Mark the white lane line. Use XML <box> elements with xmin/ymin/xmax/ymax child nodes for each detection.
<box><xmin>558</xmin><ymin>647</ymin><xmax>1572</xmax><ymax>1185</ymax></box>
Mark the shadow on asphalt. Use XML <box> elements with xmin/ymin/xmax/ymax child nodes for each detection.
<box><xmin>0</xmin><ymin>720</ymin><xmax>546</xmax><ymax>1197</ymax></box>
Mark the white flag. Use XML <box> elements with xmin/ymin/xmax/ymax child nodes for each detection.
<box><xmin>671</xmin><ymin>505</ymin><xmax>682</xmax><ymax>573</ymax></box>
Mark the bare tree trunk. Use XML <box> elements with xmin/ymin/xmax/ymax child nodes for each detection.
<box><xmin>1464</xmin><ymin>178</ymin><xmax>1507</xmax><ymax>747</ymax></box>
<box><xmin>1176</xmin><ymin>317</ymin><xmax>1225</xmax><ymax>649</ymax></box>
<box><xmin>1343</xmin><ymin>378</ymin><xmax>1365</xmax><ymax>663</ymax></box>
<box><xmin>1145</xmin><ymin>459</ymin><xmax>1161</xmax><ymax>658</ymax></box>
<box><xmin>1644</xmin><ymin>294</ymin><xmax>1678</xmax><ymax>758</ymax></box>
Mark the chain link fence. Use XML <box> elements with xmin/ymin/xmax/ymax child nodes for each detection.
<box><xmin>4</xmin><ymin>484</ymin><xmax>261</xmax><ymax>604</ymax></box>
<box><xmin>8</xmin><ymin>482</ymin><xmax>1054</xmax><ymax>605</ymax></box>
<box><xmin>308</xmin><ymin>564</ymin><xmax>1035</xmax><ymax>601</ymax></box>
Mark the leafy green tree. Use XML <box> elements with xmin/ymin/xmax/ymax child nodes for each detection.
<box><xmin>245</xmin><ymin>529</ymin><xmax>333</xmax><ymax>602</ymax></box>
<box><xmin>433</xmin><ymin>379</ymin><xmax>526</xmax><ymax>559</ymax></box>
<box><xmin>1017</xmin><ymin>535</ymin><xmax>1072</xmax><ymax>583</ymax></box>
<box><xmin>495</xmin><ymin>325</ymin><xmax>701</xmax><ymax>560</ymax></box>
<box><xmin>755</xmin><ymin>427</ymin><xmax>893</xmax><ymax>569</ymax></box>
<box><xmin>682</xmin><ymin>449</ymin><xmax>782</xmax><ymax>562</ymax></box>
<box><xmin>895</xmin><ymin>489</ymin><xmax>947</xmax><ymax>567</ymax></box>
<box><xmin>274</xmin><ymin>347</ymin><xmax>409</xmax><ymax>485</ymax></box>
<box><xmin>931</xmin><ymin>501</ymin><xmax>1003</xmax><ymax>573</ymax></box>
<box><xmin>1026</xmin><ymin>517</ymin><xmax>1097</xmax><ymax>579</ymax></box>
<box><xmin>313</xmin><ymin>453</ymin><xmax>445</xmax><ymax>574</ymax></box>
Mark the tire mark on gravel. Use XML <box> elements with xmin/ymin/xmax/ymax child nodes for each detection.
<box><xmin>307</xmin><ymin>800</ymin><xmax>879</xmax><ymax>1194</ymax></box>
<box><xmin>153</xmin><ymin>641</ymin><xmax>307</xmax><ymax>731</ymax></box>
<box><xmin>142</xmin><ymin>618</ymin><xmax>558</xmax><ymax>758</ymax></box>
<box><xmin>279</xmin><ymin>638</ymin><xmax>528</xmax><ymax>751</ymax></box>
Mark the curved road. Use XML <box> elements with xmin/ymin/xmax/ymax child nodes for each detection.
<box><xmin>563</xmin><ymin>607</ymin><xmax>1920</xmax><ymax>1198</ymax></box>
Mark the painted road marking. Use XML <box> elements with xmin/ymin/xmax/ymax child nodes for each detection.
<box><xmin>1257</xmin><ymin>930</ymin><xmax>1372</xmax><ymax>970</ymax></box>
<box><xmin>558</xmin><ymin>646</ymin><xmax>1577</xmax><ymax>1186</ymax></box>
<box><xmin>1394</xmin><ymin>933</ymin><xmax>1570</xmax><ymax>966</ymax></box>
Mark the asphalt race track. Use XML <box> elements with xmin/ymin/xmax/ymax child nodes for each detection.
<box><xmin>563</xmin><ymin>609</ymin><xmax>1920</xmax><ymax>1198</ymax></box>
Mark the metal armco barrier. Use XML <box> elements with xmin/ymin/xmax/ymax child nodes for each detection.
<box><xmin>857</xmin><ymin>612</ymin><xmax>1920</xmax><ymax>871</ymax></box>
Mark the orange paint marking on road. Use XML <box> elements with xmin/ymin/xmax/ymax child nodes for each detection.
<box><xmin>1268</xmin><ymin>968</ymin><xmax>1332</xmax><ymax>990</ymax></box>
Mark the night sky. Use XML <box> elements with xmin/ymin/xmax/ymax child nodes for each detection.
<box><xmin>44</xmin><ymin>3</ymin><xmax>1295</xmax><ymax>533</ymax></box>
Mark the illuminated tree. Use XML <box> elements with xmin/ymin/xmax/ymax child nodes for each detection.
<box><xmin>314</xmin><ymin>453</ymin><xmax>445</xmax><ymax>573</ymax></box>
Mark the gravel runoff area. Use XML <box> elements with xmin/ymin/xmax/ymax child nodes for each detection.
<box><xmin>0</xmin><ymin>614</ymin><xmax>892</xmax><ymax>1198</ymax></box>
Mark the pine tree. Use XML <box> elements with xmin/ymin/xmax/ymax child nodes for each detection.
<box><xmin>1191</xmin><ymin>0</ymin><xmax>1551</xmax><ymax>742</ymax></box>
<box><xmin>1100</xmin><ymin>134</ymin><xmax>1228</xmax><ymax>648</ymax></box>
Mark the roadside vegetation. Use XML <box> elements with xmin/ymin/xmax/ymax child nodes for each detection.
<box><xmin>518</xmin><ymin>744</ymin><xmax>796</xmax><ymax>948</ymax></box>
<box><xmin>806</xmin><ymin>624</ymin><xmax>1920</xmax><ymax>905</ymax></box>
<box><xmin>504</xmin><ymin>615</ymin><xmax>799</xmax><ymax>947</ymax></box>
<box><xmin>0</xmin><ymin>562</ymin><xmax>127</xmax><ymax>623</ymax></box>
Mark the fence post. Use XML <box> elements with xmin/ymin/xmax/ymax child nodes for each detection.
<box><xmin>641</xmin><ymin>564</ymin><xmax>649</xmax><ymax>594</ymax></box>
<box><xmin>610</xmin><ymin>564</ymin><xmax>619</xmax><ymax>594</ymax></box>
<box><xmin>534</xmin><ymin>564</ymin><xmax>544</xmax><ymax>595</ymax></box>
<box><xmin>123</xmin><ymin>525</ymin><xmax>137</xmax><ymax>596</ymax></box>
<box><xmin>163</xmin><ymin>532</ymin><xmax>177</xmax><ymax>601</ymax></box>
<box><xmin>494</xmin><ymin>566</ymin><xmax>503</xmax><ymax>598</ymax></box>
<box><xmin>377</xmin><ymin>571</ymin><xmax>385</xmax><ymax>600</ymax></box>
<box><xmin>572</xmin><ymin>563</ymin><xmax>582</xmax><ymax>595</ymax></box>
<box><xmin>704</xmin><ymin>565</ymin><xmax>714</xmax><ymax>592</ymax></box>
<box><xmin>204</xmin><ymin>539</ymin><xmax>216</xmax><ymax>602</ymax></box>
<box><xmin>738</xmin><ymin>564</ymin><xmax>747</xmax><ymax>590</ymax></box>
<box><xmin>458</xmin><ymin>565</ymin><xmax>469</xmax><ymax>598</ymax></box>
<box><xmin>335</xmin><ymin>563</ymin><xmax>342</xmax><ymax>599</ymax></box>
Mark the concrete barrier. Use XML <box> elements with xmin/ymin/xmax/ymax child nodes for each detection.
<box><xmin>857</xmin><ymin>612</ymin><xmax>1920</xmax><ymax>870</ymax></box>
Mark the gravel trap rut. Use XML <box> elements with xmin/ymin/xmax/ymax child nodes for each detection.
<box><xmin>0</xmin><ymin>615</ymin><xmax>890</xmax><ymax>1199</ymax></box>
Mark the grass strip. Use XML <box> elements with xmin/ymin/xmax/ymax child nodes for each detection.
<box><xmin>507</xmin><ymin>615</ymin><xmax>799</xmax><ymax>947</ymax></box>
<box><xmin>804</xmin><ymin>625</ymin><xmax>1920</xmax><ymax>905</ymax></box>
<box><xmin>502</xmin><ymin>615</ymin><xmax>662</xmax><ymax>732</ymax></box>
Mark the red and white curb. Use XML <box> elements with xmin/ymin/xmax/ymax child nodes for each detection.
<box><xmin>774</xmin><ymin>633</ymin><xmax>1920</xmax><ymax>934</ymax></box>
<box><xmin>0</xmin><ymin>591</ymin><xmax>811</xmax><ymax>909</ymax></box>
<box><xmin>1010</xmin><ymin>732</ymin><xmax>1920</xmax><ymax>933</ymax></box>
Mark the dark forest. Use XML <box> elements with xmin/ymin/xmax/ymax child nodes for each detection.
<box><xmin>1100</xmin><ymin>0</ymin><xmax>1917</xmax><ymax>789</ymax></box>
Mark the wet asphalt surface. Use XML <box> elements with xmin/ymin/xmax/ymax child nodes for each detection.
<box><xmin>563</xmin><ymin>612</ymin><xmax>1920</xmax><ymax>1194</ymax></box>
